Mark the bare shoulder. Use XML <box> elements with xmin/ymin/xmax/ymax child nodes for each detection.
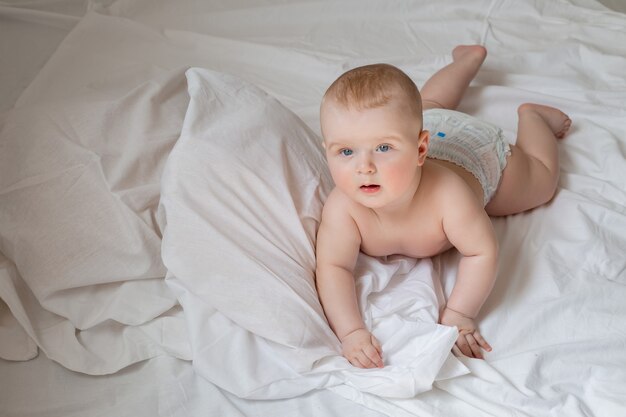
<box><xmin>322</xmin><ymin>188</ymin><xmax>356</xmax><ymax>221</ymax></box>
<box><xmin>323</xmin><ymin>187</ymin><xmax>351</xmax><ymax>210</ymax></box>
<box><xmin>424</xmin><ymin>162</ymin><xmax>497</xmax><ymax>254</ymax></box>
<box><xmin>421</xmin><ymin>161</ymin><xmax>480</xmax><ymax>212</ymax></box>
<box><xmin>319</xmin><ymin>188</ymin><xmax>361</xmax><ymax>241</ymax></box>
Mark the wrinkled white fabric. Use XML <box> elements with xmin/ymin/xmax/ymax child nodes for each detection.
<box><xmin>0</xmin><ymin>66</ymin><xmax>192</xmax><ymax>373</ymax></box>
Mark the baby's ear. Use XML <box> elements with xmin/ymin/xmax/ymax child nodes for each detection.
<box><xmin>417</xmin><ymin>130</ymin><xmax>429</xmax><ymax>165</ymax></box>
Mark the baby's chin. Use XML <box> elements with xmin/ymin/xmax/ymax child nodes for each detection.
<box><xmin>354</xmin><ymin>195</ymin><xmax>389</xmax><ymax>210</ymax></box>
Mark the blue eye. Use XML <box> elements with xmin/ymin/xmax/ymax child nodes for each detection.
<box><xmin>377</xmin><ymin>144</ymin><xmax>390</xmax><ymax>152</ymax></box>
<box><xmin>340</xmin><ymin>148</ymin><xmax>353</xmax><ymax>156</ymax></box>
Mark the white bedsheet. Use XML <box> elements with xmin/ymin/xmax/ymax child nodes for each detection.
<box><xmin>1</xmin><ymin>0</ymin><xmax>626</xmax><ymax>416</ymax></box>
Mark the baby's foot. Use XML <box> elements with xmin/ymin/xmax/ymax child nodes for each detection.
<box><xmin>452</xmin><ymin>44</ymin><xmax>487</xmax><ymax>66</ymax></box>
<box><xmin>518</xmin><ymin>103</ymin><xmax>572</xmax><ymax>139</ymax></box>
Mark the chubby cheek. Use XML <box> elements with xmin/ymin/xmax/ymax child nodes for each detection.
<box><xmin>327</xmin><ymin>161</ymin><xmax>354</xmax><ymax>193</ymax></box>
<box><xmin>381</xmin><ymin>160</ymin><xmax>416</xmax><ymax>191</ymax></box>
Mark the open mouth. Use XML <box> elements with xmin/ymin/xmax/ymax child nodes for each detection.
<box><xmin>360</xmin><ymin>184</ymin><xmax>380</xmax><ymax>193</ymax></box>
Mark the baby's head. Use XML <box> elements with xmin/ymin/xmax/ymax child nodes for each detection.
<box><xmin>319</xmin><ymin>64</ymin><xmax>430</xmax><ymax>209</ymax></box>
<box><xmin>320</xmin><ymin>63</ymin><xmax>423</xmax><ymax>140</ymax></box>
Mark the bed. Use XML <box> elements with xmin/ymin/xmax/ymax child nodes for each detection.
<box><xmin>1</xmin><ymin>0</ymin><xmax>625</xmax><ymax>416</ymax></box>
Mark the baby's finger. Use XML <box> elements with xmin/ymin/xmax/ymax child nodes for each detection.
<box><xmin>364</xmin><ymin>345</ymin><xmax>384</xmax><ymax>368</ymax></box>
<box><xmin>452</xmin><ymin>345</ymin><xmax>463</xmax><ymax>357</ymax></box>
<box><xmin>465</xmin><ymin>333</ymin><xmax>483</xmax><ymax>359</ymax></box>
<box><xmin>350</xmin><ymin>355</ymin><xmax>367</xmax><ymax>369</ymax></box>
<box><xmin>456</xmin><ymin>335</ymin><xmax>473</xmax><ymax>358</ymax></box>
<box><xmin>371</xmin><ymin>335</ymin><xmax>383</xmax><ymax>356</ymax></box>
<box><xmin>356</xmin><ymin>351</ymin><xmax>378</xmax><ymax>369</ymax></box>
<box><xmin>473</xmin><ymin>331</ymin><xmax>492</xmax><ymax>352</ymax></box>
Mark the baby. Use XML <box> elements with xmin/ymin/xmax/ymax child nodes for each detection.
<box><xmin>315</xmin><ymin>45</ymin><xmax>571</xmax><ymax>368</ymax></box>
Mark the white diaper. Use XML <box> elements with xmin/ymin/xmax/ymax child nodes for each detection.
<box><xmin>423</xmin><ymin>108</ymin><xmax>511</xmax><ymax>206</ymax></box>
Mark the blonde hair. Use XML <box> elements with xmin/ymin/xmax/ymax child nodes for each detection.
<box><xmin>322</xmin><ymin>63</ymin><xmax>422</xmax><ymax>118</ymax></box>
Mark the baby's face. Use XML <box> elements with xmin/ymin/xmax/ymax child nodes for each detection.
<box><xmin>321</xmin><ymin>98</ymin><xmax>428</xmax><ymax>210</ymax></box>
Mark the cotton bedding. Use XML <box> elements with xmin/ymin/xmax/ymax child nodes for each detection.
<box><xmin>1</xmin><ymin>0</ymin><xmax>626</xmax><ymax>416</ymax></box>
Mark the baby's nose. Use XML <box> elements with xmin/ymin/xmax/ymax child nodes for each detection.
<box><xmin>357</xmin><ymin>155</ymin><xmax>376</xmax><ymax>174</ymax></box>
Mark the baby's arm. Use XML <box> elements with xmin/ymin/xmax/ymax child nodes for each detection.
<box><xmin>315</xmin><ymin>193</ymin><xmax>383</xmax><ymax>368</ymax></box>
<box><xmin>441</xmin><ymin>183</ymin><xmax>498</xmax><ymax>359</ymax></box>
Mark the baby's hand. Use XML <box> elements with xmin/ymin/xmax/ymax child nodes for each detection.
<box><xmin>440</xmin><ymin>307</ymin><xmax>492</xmax><ymax>359</ymax></box>
<box><xmin>340</xmin><ymin>328</ymin><xmax>384</xmax><ymax>368</ymax></box>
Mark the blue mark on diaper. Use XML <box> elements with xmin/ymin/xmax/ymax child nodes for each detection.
<box><xmin>436</xmin><ymin>132</ymin><xmax>446</xmax><ymax>138</ymax></box>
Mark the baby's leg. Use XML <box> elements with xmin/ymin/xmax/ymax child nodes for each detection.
<box><xmin>485</xmin><ymin>104</ymin><xmax>572</xmax><ymax>216</ymax></box>
<box><xmin>421</xmin><ymin>45</ymin><xmax>487</xmax><ymax>111</ymax></box>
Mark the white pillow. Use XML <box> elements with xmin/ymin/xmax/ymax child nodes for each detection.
<box><xmin>162</xmin><ymin>69</ymin><xmax>335</xmax><ymax>345</ymax></box>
